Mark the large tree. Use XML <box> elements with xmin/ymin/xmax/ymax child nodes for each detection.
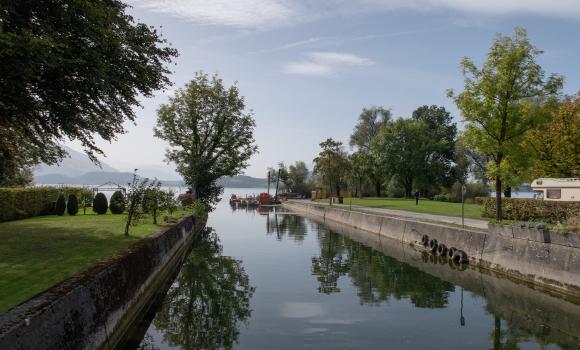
<box><xmin>525</xmin><ymin>93</ymin><xmax>580</xmax><ymax>178</ymax></box>
<box><xmin>287</xmin><ymin>161</ymin><xmax>310</xmax><ymax>194</ymax></box>
<box><xmin>411</xmin><ymin>105</ymin><xmax>457</xmax><ymax>192</ymax></box>
<box><xmin>313</xmin><ymin>138</ymin><xmax>350</xmax><ymax>197</ymax></box>
<box><xmin>154</xmin><ymin>72</ymin><xmax>258</xmax><ymax>209</ymax></box>
<box><xmin>449</xmin><ymin>28</ymin><xmax>563</xmax><ymax>220</ymax></box>
<box><xmin>371</xmin><ymin>118</ymin><xmax>430</xmax><ymax>197</ymax></box>
<box><xmin>349</xmin><ymin>106</ymin><xmax>390</xmax><ymax>196</ymax></box>
<box><xmin>0</xmin><ymin>0</ymin><xmax>177</xmax><ymax>184</ymax></box>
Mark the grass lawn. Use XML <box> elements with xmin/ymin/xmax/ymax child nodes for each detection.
<box><xmin>0</xmin><ymin>210</ymin><xmax>189</xmax><ymax>313</ymax></box>
<box><xmin>316</xmin><ymin>197</ymin><xmax>484</xmax><ymax>220</ymax></box>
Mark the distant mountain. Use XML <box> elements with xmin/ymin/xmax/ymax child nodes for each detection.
<box><xmin>34</xmin><ymin>146</ymin><xmax>119</xmax><ymax>177</ymax></box>
<box><xmin>35</xmin><ymin>171</ymin><xmax>267</xmax><ymax>188</ymax></box>
<box><xmin>217</xmin><ymin>175</ymin><xmax>268</xmax><ymax>188</ymax></box>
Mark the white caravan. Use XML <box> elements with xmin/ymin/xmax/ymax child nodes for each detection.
<box><xmin>531</xmin><ymin>178</ymin><xmax>580</xmax><ymax>202</ymax></box>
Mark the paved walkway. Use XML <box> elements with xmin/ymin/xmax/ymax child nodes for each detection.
<box><xmin>288</xmin><ymin>199</ymin><xmax>489</xmax><ymax>230</ymax></box>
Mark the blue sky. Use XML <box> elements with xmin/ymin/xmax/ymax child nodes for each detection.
<box><xmin>69</xmin><ymin>0</ymin><xmax>580</xmax><ymax>179</ymax></box>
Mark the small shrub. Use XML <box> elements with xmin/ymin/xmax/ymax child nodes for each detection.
<box><xmin>433</xmin><ymin>194</ymin><xmax>449</xmax><ymax>202</ymax></box>
<box><xmin>55</xmin><ymin>194</ymin><xmax>66</xmax><ymax>216</ymax></box>
<box><xmin>66</xmin><ymin>194</ymin><xmax>79</xmax><ymax>215</ymax></box>
<box><xmin>109</xmin><ymin>190</ymin><xmax>126</xmax><ymax>214</ymax></box>
<box><xmin>92</xmin><ymin>193</ymin><xmax>108</xmax><ymax>215</ymax></box>
<box><xmin>178</xmin><ymin>192</ymin><xmax>194</xmax><ymax>207</ymax></box>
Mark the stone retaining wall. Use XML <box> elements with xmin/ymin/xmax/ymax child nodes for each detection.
<box><xmin>0</xmin><ymin>215</ymin><xmax>203</xmax><ymax>350</ymax></box>
<box><xmin>284</xmin><ymin>201</ymin><xmax>580</xmax><ymax>297</ymax></box>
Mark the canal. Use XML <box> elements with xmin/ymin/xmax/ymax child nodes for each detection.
<box><xmin>124</xmin><ymin>189</ymin><xmax>580</xmax><ymax>350</ymax></box>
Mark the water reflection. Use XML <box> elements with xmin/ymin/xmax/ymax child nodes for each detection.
<box><xmin>143</xmin><ymin>229</ymin><xmax>254</xmax><ymax>350</ymax></box>
<box><xmin>311</xmin><ymin>226</ymin><xmax>454</xmax><ymax>307</ymax></box>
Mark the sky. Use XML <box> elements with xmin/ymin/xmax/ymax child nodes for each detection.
<box><xmin>67</xmin><ymin>0</ymin><xmax>580</xmax><ymax>179</ymax></box>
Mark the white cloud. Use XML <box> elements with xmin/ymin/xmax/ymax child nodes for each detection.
<box><xmin>130</xmin><ymin>0</ymin><xmax>298</xmax><ymax>28</ymax></box>
<box><xmin>130</xmin><ymin>0</ymin><xmax>580</xmax><ymax>29</ymax></box>
<box><xmin>308</xmin><ymin>52</ymin><xmax>375</xmax><ymax>66</ymax></box>
<box><xmin>284</xmin><ymin>52</ymin><xmax>375</xmax><ymax>76</ymax></box>
<box><xmin>284</xmin><ymin>61</ymin><xmax>334</xmax><ymax>76</ymax></box>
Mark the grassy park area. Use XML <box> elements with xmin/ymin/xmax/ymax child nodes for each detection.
<box><xmin>0</xmin><ymin>210</ymin><xmax>188</xmax><ymax>313</ymax></box>
<box><xmin>317</xmin><ymin>197</ymin><xmax>484</xmax><ymax>220</ymax></box>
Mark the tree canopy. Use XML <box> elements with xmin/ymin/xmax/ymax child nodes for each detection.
<box><xmin>525</xmin><ymin>93</ymin><xmax>580</xmax><ymax>178</ymax></box>
<box><xmin>349</xmin><ymin>106</ymin><xmax>391</xmax><ymax>152</ymax></box>
<box><xmin>313</xmin><ymin>138</ymin><xmax>350</xmax><ymax>196</ymax></box>
<box><xmin>0</xmin><ymin>0</ymin><xmax>177</xmax><ymax>184</ymax></box>
<box><xmin>154</xmin><ymin>72</ymin><xmax>258</xmax><ymax>208</ymax></box>
<box><xmin>449</xmin><ymin>27</ymin><xmax>563</xmax><ymax>219</ymax></box>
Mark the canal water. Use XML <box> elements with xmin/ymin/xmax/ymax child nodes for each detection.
<box><xmin>125</xmin><ymin>189</ymin><xmax>580</xmax><ymax>350</ymax></box>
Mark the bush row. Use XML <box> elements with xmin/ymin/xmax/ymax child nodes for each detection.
<box><xmin>0</xmin><ymin>187</ymin><xmax>92</xmax><ymax>222</ymax></box>
<box><xmin>477</xmin><ymin>197</ymin><xmax>580</xmax><ymax>224</ymax></box>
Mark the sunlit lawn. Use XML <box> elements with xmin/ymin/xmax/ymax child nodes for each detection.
<box><xmin>316</xmin><ymin>197</ymin><xmax>484</xmax><ymax>220</ymax></box>
<box><xmin>0</xmin><ymin>210</ymin><xmax>189</xmax><ymax>313</ymax></box>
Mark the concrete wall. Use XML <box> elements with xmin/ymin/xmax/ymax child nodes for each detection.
<box><xmin>0</xmin><ymin>215</ymin><xmax>203</xmax><ymax>350</ymax></box>
<box><xmin>284</xmin><ymin>201</ymin><xmax>580</xmax><ymax>297</ymax></box>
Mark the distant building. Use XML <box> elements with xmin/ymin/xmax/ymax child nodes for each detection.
<box><xmin>531</xmin><ymin>178</ymin><xmax>580</xmax><ymax>202</ymax></box>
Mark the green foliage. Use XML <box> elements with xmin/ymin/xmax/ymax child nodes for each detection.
<box><xmin>154</xmin><ymin>72</ymin><xmax>258</xmax><ymax>209</ymax></box>
<box><xmin>350</xmin><ymin>106</ymin><xmax>391</xmax><ymax>152</ymax></box>
<box><xmin>66</xmin><ymin>194</ymin><xmax>78</xmax><ymax>216</ymax></box>
<box><xmin>525</xmin><ymin>93</ymin><xmax>580</xmax><ymax>178</ymax></box>
<box><xmin>92</xmin><ymin>193</ymin><xmax>108</xmax><ymax>215</ymax></box>
<box><xmin>478</xmin><ymin>197</ymin><xmax>580</xmax><ymax>224</ymax></box>
<box><xmin>192</xmin><ymin>199</ymin><xmax>209</xmax><ymax>224</ymax></box>
<box><xmin>313</xmin><ymin>138</ymin><xmax>350</xmax><ymax>195</ymax></box>
<box><xmin>449</xmin><ymin>27</ymin><xmax>563</xmax><ymax>219</ymax></box>
<box><xmin>178</xmin><ymin>193</ymin><xmax>195</xmax><ymax>208</ymax></box>
<box><xmin>433</xmin><ymin>194</ymin><xmax>449</xmax><ymax>202</ymax></box>
<box><xmin>125</xmin><ymin>173</ymin><xmax>151</xmax><ymax>235</ymax></box>
<box><xmin>0</xmin><ymin>0</ymin><xmax>177</xmax><ymax>177</ymax></box>
<box><xmin>55</xmin><ymin>194</ymin><xmax>66</xmax><ymax>216</ymax></box>
<box><xmin>109</xmin><ymin>191</ymin><xmax>126</xmax><ymax>214</ymax></box>
<box><xmin>442</xmin><ymin>182</ymin><xmax>490</xmax><ymax>203</ymax></box>
<box><xmin>287</xmin><ymin>161</ymin><xmax>311</xmax><ymax>194</ymax></box>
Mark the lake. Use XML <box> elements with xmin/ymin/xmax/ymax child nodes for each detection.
<box><xmin>122</xmin><ymin>188</ymin><xmax>580</xmax><ymax>350</ymax></box>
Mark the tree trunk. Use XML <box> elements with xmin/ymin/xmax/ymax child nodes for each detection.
<box><xmin>359</xmin><ymin>176</ymin><xmax>363</xmax><ymax>199</ymax></box>
<box><xmin>503</xmin><ymin>186</ymin><xmax>511</xmax><ymax>198</ymax></box>
<box><xmin>375</xmin><ymin>182</ymin><xmax>381</xmax><ymax>197</ymax></box>
<box><xmin>404</xmin><ymin>183</ymin><xmax>413</xmax><ymax>198</ymax></box>
<box><xmin>495</xmin><ymin>177</ymin><xmax>502</xmax><ymax>221</ymax></box>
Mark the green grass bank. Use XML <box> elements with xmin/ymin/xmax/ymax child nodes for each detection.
<box><xmin>0</xmin><ymin>211</ymin><xmax>188</xmax><ymax>313</ymax></box>
<box><xmin>316</xmin><ymin>197</ymin><xmax>483</xmax><ymax>220</ymax></box>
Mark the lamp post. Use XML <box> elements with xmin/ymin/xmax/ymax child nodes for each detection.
<box><xmin>461</xmin><ymin>184</ymin><xmax>467</xmax><ymax>228</ymax></box>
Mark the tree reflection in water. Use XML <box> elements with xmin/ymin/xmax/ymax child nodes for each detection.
<box><xmin>148</xmin><ymin>228</ymin><xmax>255</xmax><ymax>350</ymax></box>
<box><xmin>311</xmin><ymin>227</ymin><xmax>454</xmax><ymax>307</ymax></box>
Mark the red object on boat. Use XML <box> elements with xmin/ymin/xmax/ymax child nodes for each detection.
<box><xmin>259</xmin><ymin>192</ymin><xmax>272</xmax><ymax>205</ymax></box>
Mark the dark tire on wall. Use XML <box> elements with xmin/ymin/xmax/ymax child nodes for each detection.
<box><xmin>452</xmin><ymin>250</ymin><xmax>468</xmax><ymax>263</ymax></box>
<box><xmin>448</xmin><ymin>247</ymin><xmax>456</xmax><ymax>259</ymax></box>
<box><xmin>437</xmin><ymin>244</ymin><xmax>447</xmax><ymax>256</ymax></box>
<box><xmin>421</xmin><ymin>235</ymin><xmax>429</xmax><ymax>246</ymax></box>
<box><xmin>429</xmin><ymin>239</ymin><xmax>438</xmax><ymax>252</ymax></box>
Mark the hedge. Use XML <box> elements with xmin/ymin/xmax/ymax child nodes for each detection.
<box><xmin>477</xmin><ymin>197</ymin><xmax>580</xmax><ymax>224</ymax></box>
<box><xmin>0</xmin><ymin>187</ymin><xmax>92</xmax><ymax>222</ymax></box>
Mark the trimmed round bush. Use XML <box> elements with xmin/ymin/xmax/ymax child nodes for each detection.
<box><xmin>92</xmin><ymin>193</ymin><xmax>108</xmax><ymax>215</ymax></box>
<box><xmin>109</xmin><ymin>190</ymin><xmax>126</xmax><ymax>214</ymax></box>
<box><xmin>67</xmin><ymin>194</ymin><xmax>79</xmax><ymax>216</ymax></box>
<box><xmin>55</xmin><ymin>194</ymin><xmax>66</xmax><ymax>216</ymax></box>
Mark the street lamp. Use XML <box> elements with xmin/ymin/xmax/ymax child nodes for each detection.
<box><xmin>461</xmin><ymin>184</ymin><xmax>467</xmax><ymax>228</ymax></box>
